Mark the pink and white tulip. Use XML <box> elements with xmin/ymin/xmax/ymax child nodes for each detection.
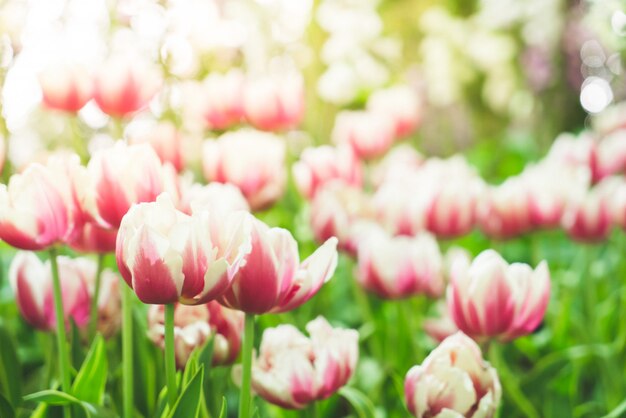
<box><xmin>148</xmin><ymin>302</ymin><xmax>243</xmax><ymax>368</ymax></box>
<box><xmin>405</xmin><ymin>332</ymin><xmax>501</xmax><ymax>418</ymax></box>
<box><xmin>218</xmin><ymin>214</ymin><xmax>338</xmax><ymax>314</ymax></box>
<box><xmin>116</xmin><ymin>194</ymin><xmax>251</xmax><ymax>305</ymax></box>
<box><xmin>248</xmin><ymin>317</ymin><xmax>358</xmax><ymax>409</ymax></box>
<box><xmin>332</xmin><ymin>110</ymin><xmax>396</xmax><ymax>160</ymax></box>
<box><xmin>128</xmin><ymin>122</ymin><xmax>185</xmax><ymax>172</ymax></box>
<box><xmin>546</xmin><ymin>132</ymin><xmax>600</xmax><ymax>182</ymax></box>
<box><xmin>478</xmin><ymin>178</ymin><xmax>532</xmax><ymax>239</ymax></box>
<box><xmin>595</xmin><ymin>130</ymin><xmax>626</xmax><ymax>179</ymax></box>
<box><xmin>292</xmin><ymin>145</ymin><xmax>363</xmax><ymax>200</ymax></box>
<box><xmin>356</xmin><ymin>226</ymin><xmax>444</xmax><ymax>299</ymax></box>
<box><xmin>202</xmin><ymin>70</ymin><xmax>245</xmax><ymax>130</ymax></box>
<box><xmin>561</xmin><ymin>178</ymin><xmax>617</xmax><ymax>242</ymax></box>
<box><xmin>423</xmin><ymin>302</ymin><xmax>459</xmax><ymax>343</ymax></box>
<box><xmin>202</xmin><ymin>129</ymin><xmax>286</xmax><ymax>210</ymax></box>
<box><xmin>447</xmin><ymin>250</ymin><xmax>550</xmax><ymax>342</ymax></box>
<box><xmin>39</xmin><ymin>61</ymin><xmax>92</xmax><ymax>113</ymax></box>
<box><xmin>178</xmin><ymin>182</ymin><xmax>250</xmax><ymax>216</ymax></box>
<box><xmin>367</xmin><ymin>85</ymin><xmax>421</xmax><ymax>138</ymax></box>
<box><xmin>93</xmin><ymin>55</ymin><xmax>162</xmax><ymax>117</ymax></box>
<box><xmin>243</xmin><ymin>72</ymin><xmax>304</xmax><ymax>131</ymax></box>
<box><xmin>68</xmin><ymin>221</ymin><xmax>118</xmax><ymax>254</ymax></box>
<box><xmin>370</xmin><ymin>144</ymin><xmax>423</xmax><ymax>187</ymax></box>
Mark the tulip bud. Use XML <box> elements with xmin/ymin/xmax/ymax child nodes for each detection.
<box><xmin>0</xmin><ymin>155</ymin><xmax>83</xmax><ymax>250</ymax></box>
<box><xmin>243</xmin><ymin>72</ymin><xmax>304</xmax><ymax>131</ymax></box>
<box><xmin>202</xmin><ymin>70</ymin><xmax>245</xmax><ymax>130</ymax></box>
<box><xmin>246</xmin><ymin>317</ymin><xmax>358</xmax><ymax>409</ymax></box>
<box><xmin>292</xmin><ymin>145</ymin><xmax>363</xmax><ymax>200</ymax></box>
<box><xmin>332</xmin><ymin>110</ymin><xmax>396</xmax><ymax>160</ymax></box>
<box><xmin>562</xmin><ymin>178</ymin><xmax>617</xmax><ymax>242</ymax></box>
<box><xmin>447</xmin><ymin>250</ymin><xmax>550</xmax><ymax>342</ymax></box>
<box><xmin>478</xmin><ymin>178</ymin><xmax>533</xmax><ymax>239</ymax></box>
<box><xmin>39</xmin><ymin>60</ymin><xmax>92</xmax><ymax>113</ymax></box>
<box><xmin>116</xmin><ymin>193</ymin><xmax>251</xmax><ymax>305</ymax></box>
<box><xmin>202</xmin><ymin>129</ymin><xmax>286</xmax><ymax>211</ymax></box>
<box><xmin>405</xmin><ymin>332</ymin><xmax>501</xmax><ymax>418</ymax></box>
<box><xmin>93</xmin><ymin>55</ymin><xmax>162</xmax><ymax>117</ymax></box>
<box><xmin>218</xmin><ymin>214</ymin><xmax>338</xmax><ymax>314</ymax></box>
<box><xmin>128</xmin><ymin>122</ymin><xmax>185</xmax><ymax>172</ymax></box>
<box><xmin>366</xmin><ymin>85</ymin><xmax>421</xmax><ymax>138</ymax></box>
<box><xmin>148</xmin><ymin>302</ymin><xmax>243</xmax><ymax>369</ymax></box>
<box><xmin>356</xmin><ymin>226</ymin><xmax>444</xmax><ymax>299</ymax></box>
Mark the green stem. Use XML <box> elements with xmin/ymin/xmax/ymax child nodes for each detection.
<box><xmin>238</xmin><ymin>313</ymin><xmax>255</xmax><ymax>418</ymax></box>
<box><xmin>488</xmin><ymin>343</ymin><xmax>539</xmax><ymax>418</ymax></box>
<box><xmin>88</xmin><ymin>254</ymin><xmax>105</xmax><ymax>340</ymax></box>
<box><xmin>122</xmin><ymin>283</ymin><xmax>134</xmax><ymax>418</ymax></box>
<box><xmin>306</xmin><ymin>401</ymin><xmax>320</xmax><ymax>418</ymax></box>
<box><xmin>164</xmin><ymin>304</ymin><xmax>178</xmax><ymax>408</ymax></box>
<box><xmin>49</xmin><ymin>249</ymin><xmax>72</xmax><ymax>418</ymax></box>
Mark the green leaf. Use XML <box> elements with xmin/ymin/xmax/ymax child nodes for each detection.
<box><xmin>167</xmin><ymin>365</ymin><xmax>204</xmax><ymax>418</ymax></box>
<box><xmin>0</xmin><ymin>392</ymin><xmax>15</xmax><ymax>418</ymax></box>
<box><xmin>0</xmin><ymin>324</ymin><xmax>21</xmax><ymax>407</ymax></box>
<box><xmin>24</xmin><ymin>389</ymin><xmax>82</xmax><ymax>406</ymax></box>
<box><xmin>217</xmin><ymin>397</ymin><xmax>227</xmax><ymax>418</ymax></box>
<box><xmin>72</xmin><ymin>335</ymin><xmax>108</xmax><ymax>405</ymax></box>
<box><xmin>70</xmin><ymin>319</ymin><xmax>86</xmax><ymax>369</ymax></box>
<box><xmin>338</xmin><ymin>387</ymin><xmax>376</xmax><ymax>418</ymax></box>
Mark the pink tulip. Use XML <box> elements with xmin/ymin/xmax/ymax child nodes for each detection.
<box><xmin>367</xmin><ymin>85</ymin><xmax>421</xmax><ymax>138</ymax></box>
<box><xmin>561</xmin><ymin>178</ymin><xmax>616</xmax><ymax>242</ymax></box>
<box><xmin>83</xmin><ymin>142</ymin><xmax>175</xmax><ymax>229</ymax></box>
<box><xmin>93</xmin><ymin>55</ymin><xmax>162</xmax><ymax>117</ymax></box>
<box><xmin>68</xmin><ymin>221</ymin><xmax>118</xmax><ymax>254</ymax></box>
<box><xmin>356</xmin><ymin>226</ymin><xmax>444</xmax><ymax>299</ymax></box>
<box><xmin>610</xmin><ymin>179</ymin><xmax>626</xmax><ymax>230</ymax></box>
<box><xmin>596</xmin><ymin>130</ymin><xmax>626</xmax><ymax>179</ymax></box>
<box><xmin>332</xmin><ymin>110</ymin><xmax>396</xmax><ymax>160</ymax></box>
<box><xmin>546</xmin><ymin>132</ymin><xmax>601</xmax><ymax>182</ymax></box>
<box><xmin>372</xmin><ymin>178</ymin><xmax>423</xmax><ymax>236</ymax></box>
<box><xmin>39</xmin><ymin>61</ymin><xmax>92</xmax><ymax>113</ymax></box>
<box><xmin>116</xmin><ymin>194</ymin><xmax>251</xmax><ymax>305</ymax></box>
<box><xmin>10</xmin><ymin>252</ymin><xmax>121</xmax><ymax>337</ymax></box>
<box><xmin>148</xmin><ymin>302</ymin><xmax>243</xmax><ymax>368</ymax></box>
<box><xmin>447</xmin><ymin>250</ymin><xmax>550</xmax><ymax>342</ymax></box>
<box><xmin>202</xmin><ymin>70</ymin><xmax>245</xmax><ymax>130</ymax></box>
<box><xmin>292</xmin><ymin>145</ymin><xmax>363</xmax><ymax>200</ymax></box>
<box><xmin>218</xmin><ymin>214</ymin><xmax>338</xmax><ymax>314</ymax></box>
<box><xmin>478</xmin><ymin>178</ymin><xmax>533</xmax><ymax>239</ymax></box>
<box><xmin>128</xmin><ymin>122</ymin><xmax>185</xmax><ymax>172</ymax></box>
<box><xmin>0</xmin><ymin>155</ymin><xmax>83</xmax><ymax>250</ymax></box>
<box><xmin>405</xmin><ymin>332</ymin><xmax>501</xmax><ymax>418</ymax></box>
<box><xmin>202</xmin><ymin>129</ymin><xmax>286</xmax><ymax>211</ymax></box>
<box><xmin>243</xmin><ymin>72</ymin><xmax>304</xmax><ymax>131</ymax></box>
<box><xmin>248</xmin><ymin>317</ymin><xmax>358</xmax><ymax>409</ymax></box>
<box><xmin>178</xmin><ymin>182</ymin><xmax>250</xmax><ymax>216</ymax></box>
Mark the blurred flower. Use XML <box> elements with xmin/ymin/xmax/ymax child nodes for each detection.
<box><xmin>247</xmin><ymin>316</ymin><xmax>358</xmax><ymax>409</ymax></box>
<box><xmin>447</xmin><ymin>249</ymin><xmax>550</xmax><ymax>342</ymax></box>
<box><xmin>367</xmin><ymin>85</ymin><xmax>421</xmax><ymax>138</ymax></box>
<box><xmin>178</xmin><ymin>181</ymin><xmax>250</xmax><ymax>216</ymax></box>
<box><xmin>218</xmin><ymin>214</ymin><xmax>338</xmax><ymax>314</ymax></box>
<box><xmin>423</xmin><ymin>302</ymin><xmax>458</xmax><ymax>343</ymax></box>
<box><xmin>593</xmin><ymin>102</ymin><xmax>626</xmax><ymax>135</ymax></box>
<box><xmin>202</xmin><ymin>129</ymin><xmax>286</xmax><ymax>210</ymax></box>
<box><xmin>201</xmin><ymin>70</ymin><xmax>245</xmax><ymax>130</ymax></box>
<box><xmin>93</xmin><ymin>55</ymin><xmax>162</xmax><ymax>117</ymax></box>
<box><xmin>478</xmin><ymin>178</ymin><xmax>532</xmax><ymax>239</ymax></box>
<box><xmin>116</xmin><ymin>194</ymin><xmax>251</xmax><ymax>305</ymax></box>
<box><xmin>332</xmin><ymin>110</ymin><xmax>396</xmax><ymax>160</ymax></box>
<box><xmin>356</xmin><ymin>225</ymin><xmax>444</xmax><ymax>299</ymax></box>
<box><xmin>596</xmin><ymin>129</ymin><xmax>626</xmax><ymax>179</ymax></box>
<box><xmin>562</xmin><ymin>178</ymin><xmax>617</xmax><ymax>242</ymax></box>
<box><xmin>68</xmin><ymin>221</ymin><xmax>118</xmax><ymax>254</ymax></box>
<box><xmin>83</xmin><ymin>142</ymin><xmax>175</xmax><ymax>229</ymax></box>
<box><xmin>148</xmin><ymin>302</ymin><xmax>243</xmax><ymax>369</ymax></box>
<box><xmin>0</xmin><ymin>154</ymin><xmax>83</xmax><ymax>250</ymax></box>
<box><xmin>38</xmin><ymin>61</ymin><xmax>93</xmax><ymax>113</ymax></box>
<box><xmin>310</xmin><ymin>181</ymin><xmax>371</xmax><ymax>254</ymax></box>
<box><xmin>369</xmin><ymin>144</ymin><xmax>423</xmax><ymax>187</ymax></box>
<box><xmin>243</xmin><ymin>72</ymin><xmax>304</xmax><ymax>131</ymax></box>
<box><xmin>404</xmin><ymin>332</ymin><xmax>501</xmax><ymax>418</ymax></box>
<box><xmin>292</xmin><ymin>145</ymin><xmax>362</xmax><ymax>200</ymax></box>
<box><xmin>546</xmin><ymin>132</ymin><xmax>600</xmax><ymax>182</ymax></box>
<box><xmin>128</xmin><ymin>121</ymin><xmax>185</xmax><ymax>172</ymax></box>
<box><xmin>10</xmin><ymin>252</ymin><xmax>121</xmax><ymax>337</ymax></box>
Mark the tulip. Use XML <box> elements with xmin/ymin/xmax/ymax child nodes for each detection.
<box><xmin>332</xmin><ymin>110</ymin><xmax>396</xmax><ymax>159</ymax></box>
<box><xmin>562</xmin><ymin>178</ymin><xmax>617</xmax><ymax>242</ymax></box>
<box><xmin>202</xmin><ymin>70</ymin><xmax>245</xmax><ymax>130</ymax></box>
<box><xmin>0</xmin><ymin>155</ymin><xmax>83</xmax><ymax>250</ymax></box>
<box><xmin>148</xmin><ymin>302</ymin><xmax>243</xmax><ymax>368</ymax></box>
<box><xmin>310</xmin><ymin>181</ymin><xmax>371</xmax><ymax>254</ymax></box>
<box><xmin>243</xmin><ymin>72</ymin><xmax>304</xmax><ymax>131</ymax></box>
<box><xmin>247</xmin><ymin>317</ymin><xmax>358</xmax><ymax>409</ymax></box>
<box><xmin>370</xmin><ymin>144</ymin><xmax>423</xmax><ymax>187</ymax></box>
<box><xmin>447</xmin><ymin>249</ymin><xmax>550</xmax><ymax>341</ymax></box>
<box><xmin>405</xmin><ymin>332</ymin><xmax>501</xmax><ymax>418</ymax></box>
<box><xmin>372</xmin><ymin>177</ymin><xmax>424</xmax><ymax>236</ymax></box>
<box><xmin>218</xmin><ymin>214</ymin><xmax>338</xmax><ymax>314</ymax></box>
<box><xmin>93</xmin><ymin>55</ymin><xmax>162</xmax><ymax>117</ymax></box>
<box><xmin>423</xmin><ymin>302</ymin><xmax>459</xmax><ymax>343</ymax></box>
<box><xmin>68</xmin><ymin>221</ymin><xmax>118</xmax><ymax>254</ymax></box>
<box><xmin>292</xmin><ymin>145</ymin><xmax>363</xmax><ymax>200</ymax></box>
<box><xmin>202</xmin><ymin>129</ymin><xmax>286</xmax><ymax>210</ymax></box>
<box><xmin>356</xmin><ymin>226</ymin><xmax>444</xmax><ymax>299</ymax></box>
<box><xmin>546</xmin><ymin>132</ymin><xmax>600</xmax><ymax>182</ymax></box>
<box><xmin>39</xmin><ymin>60</ymin><xmax>93</xmax><ymax>113</ymax></box>
<box><xmin>115</xmin><ymin>193</ymin><xmax>251</xmax><ymax>305</ymax></box>
<box><xmin>178</xmin><ymin>182</ymin><xmax>250</xmax><ymax>216</ymax></box>
<box><xmin>367</xmin><ymin>85</ymin><xmax>421</xmax><ymax>138</ymax></box>
<box><xmin>478</xmin><ymin>178</ymin><xmax>532</xmax><ymax>239</ymax></box>
<box><xmin>87</xmin><ymin>268</ymin><xmax>122</xmax><ymax>339</ymax></box>
<box><xmin>83</xmin><ymin>142</ymin><xmax>175</xmax><ymax>229</ymax></box>
<box><xmin>596</xmin><ymin>129</ymin><xmax>626</xmax><ymax>179</ymax></box>
<box><xmin>128</xmin><ymin>122</ymin><xmax>185</xmax><ymax>172</ymax></box>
